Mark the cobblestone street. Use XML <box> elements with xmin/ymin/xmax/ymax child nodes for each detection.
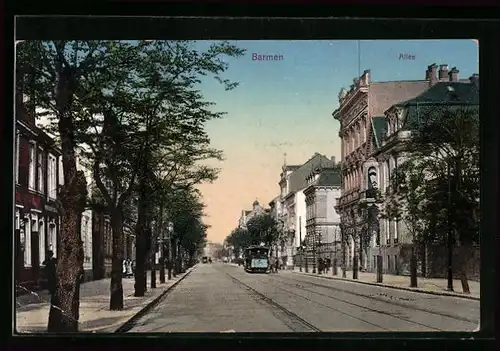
<box><xmin>127</xmin><ymin>263</ymin><xmax>480</xmax><ymax>332</ymax></box>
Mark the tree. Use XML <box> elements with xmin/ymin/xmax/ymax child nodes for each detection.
<box><xmin>17</xmin><ymin>41</ymin><xmax>109</xmax><ymax>332</ymax></box>
<box><xmin>382</xmin><ymin>159</ymin><xmax>427</xmax><ymax>287</ymax></box>
<box><xmin>390</xmin><ymin>105</ymin><xmax>479</xmax><ymax>293</ymax></box>
<box><xmin>246</xmin><ymin>214</ymin><xmax>280</xmax><ymax>249</ymax></box>
<box><xmin>226</xmin><ymin>228</ymin><xmax>252</xmax><ymax>259</ymax></box>
<box><xmin>131</xmin><ymin>40</ymin><xmax>244</xmax><ymax>294</ymax></box>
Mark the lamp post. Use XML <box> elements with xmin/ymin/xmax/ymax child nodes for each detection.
<box><xmin>446</xmin><ymin>162</ymin><xmax>454</xmax><ymax>292</ymax></box>
<box><xmin>318</xmin><ymin>235</ymin><xmax>322</xmax><ymax>274</ymax></box>
<box><xmin>167</xmin><ymin>221</ymin><xmax>173</xmax><ymax>280</ymax></box>
<box><xmin>298</xmin><ymin>216</ymin><xmax>303</xmax><ymax>272</ymax></box>
<box><xmin>351</xmin><ymin>208</ymin><xmax>359</xmax><ymax>280</ymax></box>
<box><xmin>312</xmin><ymin>230</ymin><xmax>317</xmax><ymax>274</ymax></box>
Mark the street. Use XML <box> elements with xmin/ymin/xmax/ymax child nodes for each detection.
<box><xmin>127</xmin><ymin>263</ymin><xmax>479</xmax><ymax>332</ymax></box>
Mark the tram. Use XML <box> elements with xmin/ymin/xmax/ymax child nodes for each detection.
<box><xmin>244</xmin><ymin>245</ymin><xmax>270</xmax><ymax>273</ymax></box>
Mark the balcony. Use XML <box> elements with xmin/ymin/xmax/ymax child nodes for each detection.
<box><xmin>358</xmin><ymin>188</ymin><xmax>381</xmax><ymax>206</ymax></box>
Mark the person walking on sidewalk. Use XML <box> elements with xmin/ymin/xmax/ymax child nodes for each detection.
<box><xmin>42</xmin><ymin>250</ymin><xmax>57</xmax><ymax>298</ymax></box>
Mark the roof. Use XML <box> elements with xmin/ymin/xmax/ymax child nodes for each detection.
<box><xmin>396</xmin><ymin>81</ymin><xmax>479</xmax><ymax>107</ymax></box>
<box><xmin>316</xmin><ymin>169</ymin><xmax>341</xmax><ymax>186</ymax></box>
<box><xmin>396</xmin><ymin>82</ymin><xmax>479</xmax><ymax>130</ymax></box>
<box><xmin>371</xmin><ymin>116</ymin><xmax>387</xmax><ymax>149</ymax></box>
<box><xmin>288</xmin><ymin>153</ymin><xmax>336</xmax><ymax>193</ymax></box>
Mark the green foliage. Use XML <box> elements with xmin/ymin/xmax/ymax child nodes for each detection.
<box><xmin>225</xmin><ymin>228</ymin><xmax>252</xmax><ymax>258</ymax></box>
<box><xmin>384</xmin><ymin>106</ymin><xmax>480</xmax><ymax>246</ymax></box>
<box><xmin>246</xmin><ymin>213</ymin><xmax>280</xmax><ymax>247</ymax></box>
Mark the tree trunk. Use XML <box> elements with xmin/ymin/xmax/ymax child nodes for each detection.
<box><xmin>352</xmin><ymin>232</ymin><xmax>359</xmax><ymax>280</ymax></box>
<box><xmin>410</xmin><ymin>244</ymin><xmax>418</xmax><ymax>287</ymax></box>
<box><xmin>457</xmin><ymin>242</ymin><xmax>471</xmax><ymax>294</ymax></box>
<box><xmin>134</xmin><ymin>233</ymin><xmax>147</xmax><ymax>297</ymax></box>
<box><xmin>47</xmin><ymin>209</ymin><xmax>83</xmax><ymax>332</ymax></box>
<box><xmin>47</xmin><ymin>65</ymin><xmax>87</xmax><ymax>332</ymax></box>
<box><xmin>109</xmin><ymin>208</ymin><xmax>125</xmax><ymax>310</ymax></box>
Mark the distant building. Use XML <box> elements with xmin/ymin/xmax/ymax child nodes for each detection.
<box><xmin>303</xmin><ymin>166</ymin><xmax>342</xmax><ymax>268</ymax></box>
<box><xmin>238</xmin><ymin>200</ymin><xmax>268</xmax><ymax>229</ymax></box>
<box><xmin>277</xmin><ymin>153</ymin><xmax>337</xmax><ymax>269</ymax></box>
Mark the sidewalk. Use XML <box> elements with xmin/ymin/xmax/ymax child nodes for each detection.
<box><xmin>15</xmin><ymin>267</ymin><xmax>196</xmax><ymax>333</ymax></box>
<box><xmin>291</xmin><ymin>268</ymin><xmax>480</xmax><ymax>300</ymax></box>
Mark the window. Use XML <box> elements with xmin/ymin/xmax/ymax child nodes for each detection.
<box><xmin>386</xmin><ymin>159</ymin><xmax>391</xmax><ymax>186</ymax></box>
<box><xmin>394</xmin><ymin>219</ymin><xmax>399</xmax><ymax>244</ymax></box>
<box><xmin>385</xmin><ymin>219</ymin><xmax>390</xmax><ymax>245</ymax></box>
<box><xmin>48</xmin><ymin>154</ymin><xmax>57</xmax><ymax>199</ymax></box>
<box><xmin>15</xmin><ymin>210</ymin><xmax>20</xmax><ymax>230</ymax></box>
<box><xmin>58</xmin><ymin>156</ymin><xmax>64</xmax><ymax>185</ymax></box>
<box><xmin>15</xmin><ymin>132</ymin><xmax>20</xmax><ymax>184</ymax></box>
<box><xmin>37</xmin><ymin>148</ymin><xmax>44</xmax><ymax>193</ymax></box>
<box><xmin>28</xmin><ymin>143</ymin><xmax>36</xmax><ymax>189</ymax></box>
<box><xmin>24</xmin><ymin>215</ymin><xmax>32</xmax><ymax>267</ymax></box>
<box><xmin>39</xmin><ymin>219</ymin><xmax>45</xmax><ymax>264</ymax></box>
<box><xmin>48</xmin><ymin>221</ymin><xmax>57</xmax><ymax>257</ymax></box>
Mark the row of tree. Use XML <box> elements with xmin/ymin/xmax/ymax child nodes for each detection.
<box><xmin>225</xmin><ymin>213</ymin><xmax>282</xmax><ymax>259</ymax></box>
<box><xmin>377</xmin><ymin>106</ymin><xmax>479</xmax><ymax>293</ymax></box>
<box><xmin>16</xmin><ymin>40</ymin><xmax>245</xmax><ymax>331</ymax></box>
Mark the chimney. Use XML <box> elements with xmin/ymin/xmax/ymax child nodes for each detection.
<box><xmin>448</xmin><ymin>67</ymin><xmax>459</xmax><ymax>82</ymax></box>
<box><xmin>361</xmin><ymin>69</ymin><xmax>371</xmax><ymax>86</ymax></box>
<box><xmin>438</xmin><ymin>64</ymin><xmax>449</xmax><ymax>80</ymax></box>
<box><xmin>426</xmin><ymin>63</ymin><xmax>438</xmax><ymax>84</ymax></box>
<box><xmin>469</xmin><ymin>73</ymin><xmax>479</xmax><ymax>86</ymax></box>
<box><xmin>331</xmin><ymin>156</ymin><xmax>336</xmax><ymax>164</ymax></box>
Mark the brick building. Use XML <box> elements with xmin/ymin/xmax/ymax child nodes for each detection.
<box><xmin>15</xmin><ymin>93</ymin><xmax>62</xmax><ymax>291</ymax></box>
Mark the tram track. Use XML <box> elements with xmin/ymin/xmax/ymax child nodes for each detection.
<box><xmin>262</xmin><ymin>276</ymin><xmax>445</xmax><ymax>331</ymax></box>
<box><xmin>225</xmin><ymin>272</ymin><xmax>322</xmax><ymax>332</ymax></box>
<box><xmin>272</xmin><ymin>274</ymin><xmax>478</xmax><ymax>325</ymax></box>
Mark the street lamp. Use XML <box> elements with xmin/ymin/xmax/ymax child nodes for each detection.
<box><xmin>318</xmin><ymin>235</ymin><xmax>322</xmax><ymax>274</ymax></box>
<box><xmin>167</xmin><ymin>221</ymin><xmax>174</xmax><ymax>280</ymax></box>
<box><xmin>312</xmin><ymin>230</ymin><xmax>317</xmax><ymax>274</ymax></box>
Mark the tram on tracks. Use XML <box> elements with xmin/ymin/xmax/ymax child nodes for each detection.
<box><xmin>244</xmin><ymin>245</ymin><xmax>270</xmax><ymax>273</ymax></box>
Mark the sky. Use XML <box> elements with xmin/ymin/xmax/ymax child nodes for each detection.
<box><xmin>193</xmin><ymin>39</ymin><xmax>479</xmax><ymax>244</ymax></box>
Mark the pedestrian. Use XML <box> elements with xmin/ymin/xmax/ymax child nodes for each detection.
<box><xmin>327</xmin><ymin>258</ymin><xmax>331</xmax><ymax>273</ymax></box>
<box><xmin>122</xmin><ymin>259</ymin><xmax>127</xmax><ymax>277</ymax></box>
<box><xmin>126</xmin><ymin>259</ymin><xmax>133</xmax><ymax>277</ymax></box>
<box><xmin>268</xmin><ymin>256</ymin><xmax>275</xmax><ymax>273</ymax></box>
<box><xmin>275</xmin><ymin>257</ymin><xmax>279</xmax><ymax>273</ymax></box>
<box><xmin>318</xmin><ymin>258</ymin><xmax>324</xmax><ymax>274</ymax></box>
<box><xmin>42</xmin><ymin>250</ymin><xmax>57</xmax><ymax>299</ymax></box>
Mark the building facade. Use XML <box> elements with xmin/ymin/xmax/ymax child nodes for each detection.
<box><xmin>362</xmin><ymin>70</ymin><xmax>479</xmax><ymax>277</ymax></box>
<box><xmin>303</xmin><ymin>167</ymin><xmax>342</xmax><ymax>269</ymax></box>
<box><xmin>15</xmin><ymin>94</ymin><xmax>62</xmax><ymax>291</ymax></box>
<box><xmin>276</xmin><ymin>153</ymin><xmax>337</xmax><ymax>269</ymax></box>
<box><xmin>333</xmin><ymin>64</ymin><xmax>449</xmax><ymax>271</ymax></box>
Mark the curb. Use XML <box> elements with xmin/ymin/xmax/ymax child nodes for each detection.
<box><xmin>114</xmin><ymin>265</ymin><xmax>197</xmax><ymax>333</ymax></box>
<box><xmin>292</xmin><ymin>271</ymin><xmax>480</xmax><ymax>301</ymax></box>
